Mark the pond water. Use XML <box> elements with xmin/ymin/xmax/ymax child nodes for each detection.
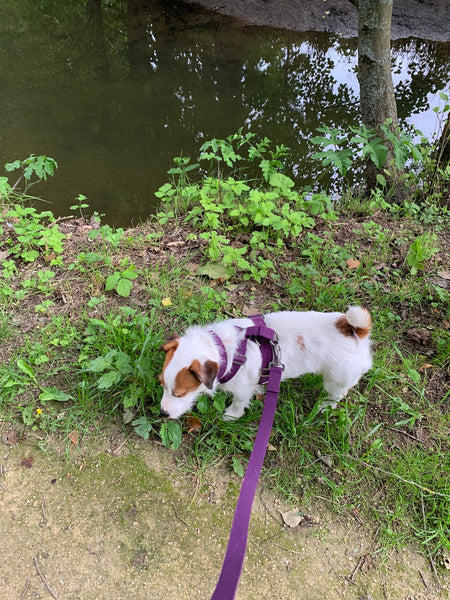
<box><xmin>1</xmin><ymin>1</ymin><xmax>449</xmax><ymax>226</ymax></box>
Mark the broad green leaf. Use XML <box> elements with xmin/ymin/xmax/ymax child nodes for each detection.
<box><xmin>269</xmin><ymin>172</ymin><xmax>295</xmax><ymax>189</ymax></box>
<box><xmin>39</xmin><ymin>386</ymin><xmax>72</xmax><ymax>402</ymax></box>
<box><xmin>86</xmin><ymin>355</ymin><xmax>113</xmax><ymax>373</ymax></box>
<box><xmin>16</xmin><ymin>359</ymin><xmax>36</xmax><ymax>379</ymax></box>
<box><xmin>105</xmin><ymin>272</ymin><xmax>121</xmax><ymax>290</ymax></box>
<box><xmin>116</xmin><ymin>278</ymin><xmax>133</xmax><ymax>297</ymax></box>
<box><xmin>97</xmin><ymin>370</ymin><xmax>121</xmax><ymax>389</ymax></box>
<box><xmin>231</xmin><ymin>456</ymin><xmax>245</xmax><ymax>478</ymax></box>
<box><xmin>160</xmin><ymin>421</ymin><xmax>182</xmax><ymax>450</ymax></box>
<box><xmin>198</xmin><ymin>262</ymin><xmax>229</xmax><ymax>281</ymax></box>
<box><xmin>122</xmin><ymin>266</ymin><xmax>138</xmax><ymax>280</ymax></box>
<box><xmin>132</xmin><ymin>416</ymin><xmax>152</xmax><ymax>439</ymax></box>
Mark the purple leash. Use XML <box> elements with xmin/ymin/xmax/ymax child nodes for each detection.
<box><xmin>210</xmin><ymin>317</ymin><xmax>284</xmax><ymax>600</ymax></box>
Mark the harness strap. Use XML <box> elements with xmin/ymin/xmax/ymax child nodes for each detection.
<box><xmin>214</xmin><ymin>315</ymin><xmax>277</xmax><ymax>386</ymax></box>
<box><xmin>208</xmin><ymin>330</ymin><xmax>229</xmax><ymax>382</ymax></box>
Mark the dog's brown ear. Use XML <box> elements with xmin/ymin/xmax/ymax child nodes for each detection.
<box><xmin>189</xmin><ymin>359</ymin><xmax>219</xmax><ymax>390</ymax></box>
<box><xmin>159</xmin><ymin>333</ymin><xmax>180</xmax><ymax>353</ymax></box>
<box><xmin>159</xmin><ymin>335</ymin><xmax>181</xmax><ymax>385</ymax></box>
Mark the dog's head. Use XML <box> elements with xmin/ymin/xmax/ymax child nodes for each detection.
<box><xmin>159</xmin><ymin>332</ymin><xmax>219</xmax><ymax>419</ymax></box>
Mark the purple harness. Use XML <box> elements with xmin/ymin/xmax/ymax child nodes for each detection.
<box><xmin>208</xmin><ymin>316</ymin><xmax>284</xmax><ymax>600</ymax></box>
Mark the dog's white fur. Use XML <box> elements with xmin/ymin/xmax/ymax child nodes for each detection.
<box><xmin>159</xmin><ymin>307</ymin><xmax>372</xmax><ymax>420</ymax></box>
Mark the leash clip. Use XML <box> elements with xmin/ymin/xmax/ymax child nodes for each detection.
<box><xmin>269</xmin><ymin>337</ymin><xmax>284</xmax><ymax>369</ymax></box>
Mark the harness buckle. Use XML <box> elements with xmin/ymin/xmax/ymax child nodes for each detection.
<box><xmin>233</xmin><ymin>353</ymin><xmax>247</xmax><ymax>366</ymax></box>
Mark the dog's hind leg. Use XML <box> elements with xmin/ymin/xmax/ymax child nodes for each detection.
<box><xmin>319</xmin><ymin>375</ymin><xmax>350</xmax><ymax>411</ymax></box>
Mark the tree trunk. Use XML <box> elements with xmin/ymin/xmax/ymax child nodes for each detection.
<box><xmin>356</xmin><ymin>0</ymin><xmax>399</xmax><ymax>190</ymax></box>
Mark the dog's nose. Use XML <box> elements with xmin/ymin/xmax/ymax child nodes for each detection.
<box><xmin>160</xmin><ymin>409</ymin><xmax>170</xmax><ymax>418</ymax></box>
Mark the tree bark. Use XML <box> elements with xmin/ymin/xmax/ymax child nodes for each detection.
<box><xmin>356</xmin><ymin>0</ymin><xmax>398</xmax><ymax>190</ymax></box>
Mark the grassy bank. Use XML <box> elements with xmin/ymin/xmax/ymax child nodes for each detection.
<box><xmin>0</xmin><ymin>126</ymin><xmax>449</xmax><ymax>572</ymax></box>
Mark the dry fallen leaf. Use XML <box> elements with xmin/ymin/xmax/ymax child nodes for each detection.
<box><xmin>2</xmin><ymin>431</ymin><xmax>18</xmax><ymax>446</ymax></box>
<box><xmin>346</xmin><ymin>258</ymin><xmax>361</xmax><ymax>269</ymax></box>
<box><xmin>418</xmin><ymin>363</ymin><xmax>433</xmax><ymax>372</ymax></box>
<box><xmin>281</xmin><ymin>508</ymin><xmax>303</xmax><ymax>528</ymax></box>
<box><xmin>21</xmin><ymin>456</ymin><xmax>34</xmax><ymax>469</ymax></box>
<box><xmin>68</xmin><ymin>430</ymin><xmax>79</xmax><ymax>445</ymax></box>
<box><xmin>185</xmin><ymin>416</ymin><xmax>202</xmax><ymax>434</ymax></box>
<box><xmin>242</xmin><ymin>306</ymin><xmax>262</xmax><ymax>317</ymax></box>
<box><xmin>437</xmin><ymin>270</ymin><xmax>450</xmax><ymax>280</ymax></box>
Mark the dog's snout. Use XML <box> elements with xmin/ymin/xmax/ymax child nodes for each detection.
<box><xmin>160</xmin><ymin>409</ymin><xmax>170</xmax><ymax>418</ymax></box>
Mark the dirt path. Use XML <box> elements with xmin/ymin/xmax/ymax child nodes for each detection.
<box><xmin>185</xmin><ymin>0</ymin><xmax>450</xmax><ymax>41</ymax></box>
<box><xmin>1</xmin><ymin>430</ymin><xmax>448</xmax><ymax>600</ymax></box>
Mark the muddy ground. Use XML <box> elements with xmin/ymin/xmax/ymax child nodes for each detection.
<box><xmin>185</xmin><ymin>0</ymin><xmax>450</xmax><ymax>42</ymax></box>
<box><xmin>1</xmin><ymin>429</ymin><xmax>448</xmax><ymax>600</ymax></box>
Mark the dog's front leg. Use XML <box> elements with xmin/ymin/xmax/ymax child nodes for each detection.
<box><xmin>223</xmin><ymin>392</ymin><xmax>253</xmax><ymax>420</ymax></box>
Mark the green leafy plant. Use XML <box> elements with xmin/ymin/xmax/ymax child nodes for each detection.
<box><xmin>406</xmin><ymin>232</ymin><xmax>439</xmax><ymax>275</ymax></box>
<box><xmin>1</xmin><ymin>205</ymin><xmax>65</xmax><ymax>263</ymax></box>
<box><xmin>105</xmin><ymin>263</ymin><xmax>139</xmax><ymax>297</ymax></box>
<box><xmin>70</xmin><ymin>194</ymin><xmax>90</xmax><ymax>218</ymax></box>
<box><xmin>310</xmin><ymin>121</ymin><xmax>424</xmax><ymax>187</ymax></box>
<box><xmin>5</xmin><ymin>154</ymin><xmax>57</xmax><ymax>183</ymax></box>
<box><xmin>156</xmin><ymin>132</ymin><xmax>332</xmax><ymax>282</ymax></box>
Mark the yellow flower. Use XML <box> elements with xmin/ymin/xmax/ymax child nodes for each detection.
<box><xmin>36</xmin><ymin>408</ymin><xmax>43</xmax><ymax>415</ymax></box>
<box><xmin>161</xmin><ymin>297</ymin><xmax>172</xmax><ymax>307</ymax></box>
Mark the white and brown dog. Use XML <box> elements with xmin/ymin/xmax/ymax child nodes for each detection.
<box><xmin>159</xmin><ymin>306</ymin><xmax>372</xmax><ymax>420</ymax></box>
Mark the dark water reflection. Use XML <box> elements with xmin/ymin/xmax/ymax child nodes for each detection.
<box><xmin>0</xmin><ymin>1</ymin><xmax>449</xmax><ymax>225</ymax></box>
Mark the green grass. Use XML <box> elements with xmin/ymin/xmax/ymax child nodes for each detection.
<box><xmin>0</xmin><ymin>132</ymin><xmax>449</xmax><ymax>568</ymax></box>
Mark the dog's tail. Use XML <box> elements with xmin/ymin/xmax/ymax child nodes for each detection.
<box><xmin>336</xmin><ymin>306</ymin><xmax>372</xmax><ymax>339</ymax></box>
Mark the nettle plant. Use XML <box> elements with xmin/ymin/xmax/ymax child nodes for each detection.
<box><xmin>310</xmin><ymin>120</ymin><xmax>424</xmax><ymax>191</ymax></box>
<box><xmin>155</xmin><ymin>131</ymin><xmax>334</xmax><ymax>282</ymax></box>
<box><xmin>0</xmin><ymin>155</ymin><xmax>65</xmax><ymax>265</ymax></box>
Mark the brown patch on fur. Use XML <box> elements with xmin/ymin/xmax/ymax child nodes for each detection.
<box><xmin>335</xmin><ymin>313</ymin><xmax>371</xmax><ymax>339</ymax></box>
<box><xmin>173</xmin><ymin>366</ymin><xmax>202</xmax><ymax>397</ymax></box>
<box><xmin>189</xmin><ymin>359</ymin><xmax>219</xmax><ymax>390</ymax></box>
<box><xmin>159</xmin><ymin>336</ymin><xmax>180</xmax><ymax>386</ymax></box>
<box><xmin>297</xmin><ymin>334</ymin><xmax>306</xmax><ymax>350</ymax></box>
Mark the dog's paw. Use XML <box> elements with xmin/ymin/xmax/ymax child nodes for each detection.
<box><xmin>223</xmin><ymin>406</ymin><xmax>244</xmax><ymax>420</ymax></box>
<box><xmin>319</xmin><ymin>400</ymin><xmax>339</xmax><ymax>412</ymax></box>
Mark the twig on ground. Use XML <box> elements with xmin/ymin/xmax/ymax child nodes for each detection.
<box><xmin>0</xmin><ymin>482</ymin><xmax>6</xmax><ymax>491</ymax></box>
<box><xmin>388</xmin><ymin>427</ymin><xmax>423</xmax><ymax>442</ymax></box>
<box><xmin>345</xmin><ymin>555</ymin><xmax>365</xmax><ymax>585</ymax></box>
<box><xmin>18</xmin><ymin>579</ymin><xmax>30</xmax><ymax>600</ymax></box>
<box><xmin>419</xmin><ymin>569</ymin><xmax>429</xmax><ymax>590</ymax></box>
<box><xmin>112</xmin><ymin>439</ymin><xmax>127</xmax><ymax>455</ymax></box>
<box><xmin>421</xmin><ymin>491</ymin><xmax>441</xmax><ymax>588</ymax></box>
<box><xmin>33</xmin><ymin>556</ymin><xmax>61</xmax><ymax>600</ymax></box>
<box><xmin>271</xmin><ymin>543</ymin><xmax>304</xmax><ymax>555</ymax></box>
<box><xmin>259</xmin><ymin>486</ymin><xmax>283</xmax><ymax>526</ymax></box>
<box><xmin>40</xmin><ymin>496</ymin><xmax>47</xmax><ymax>524</ymax></box>
<box><xmin>171</xmin><ymin>503</ymin><xmax>191</xmax><ymax>528</ymax></box>
<box><xmin>110</xmin><ymin>474</ymin><xmax>124</xmax><ymax>485</ymax></box>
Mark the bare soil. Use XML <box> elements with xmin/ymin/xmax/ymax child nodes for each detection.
<box><xmin>1</xmin><ymin>430</ymin><xmax>449</xmax><ymax>600</ymax></box>
<box><xmin>184</xmin><ymin>0</ymin><xmax>450</xmax><ymax>42</ymax></box>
